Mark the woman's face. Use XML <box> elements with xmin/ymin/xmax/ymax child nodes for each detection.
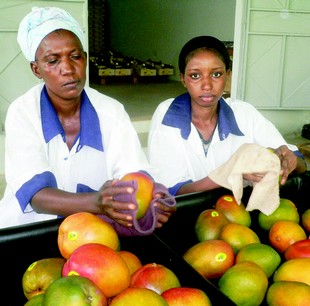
<box><xmin>31</xmin><ymin>29</ymin><xmax>87</xmax><ymax>103</ymax></box>
<box><xmin>180</xmin><ymin>50</ymin><xmax>230</xmax><ymax>109</ymax></box>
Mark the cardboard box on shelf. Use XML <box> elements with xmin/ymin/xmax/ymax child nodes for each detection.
<box><xmin>156</xmin><ymin>67</ymin><xmax>174</xmax><ymax>76</ymax></box>
<box><xmin>114</xmin><ymin>68</ymin><xmax>133</xmax><ymax>76</ymax></box>
<box><xmin>98</xmin><ymin>66</ymin><xmax>115</xmax><ymax>76</ymax></box>
<box><xmin>136</xmin><ymin>65</ymin><xmax>157</xmax><ymax>76</ymax></box>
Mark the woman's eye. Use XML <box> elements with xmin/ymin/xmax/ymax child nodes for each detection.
<box><xmin>47</xmin><ymin>59</ymin><xmax>58</xmax><ymax>65</ymax></box>
<box><xmin>71</xmin><ymin>54</ymin><xmax>82</xmax><ymax>60</ymax></box>
<box><xmin>212</xmin><ymin>72</ymin><xmax>222</xmax><ymax>78</ymax></box>
<box><xmin>190</xmin><ymin>73</ymin><xmax>200</xmax><ymax>79</ymax></box>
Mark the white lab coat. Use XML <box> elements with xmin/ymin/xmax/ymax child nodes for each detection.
<box><xmin>0</xmin><ymin>84</ymin><xmax>152</xmax><ymax>228</ymax></box>
<box><xmin>148</xmin><ymin>94</ymin><xmax>298</xmax><ymax>194</ymax></box>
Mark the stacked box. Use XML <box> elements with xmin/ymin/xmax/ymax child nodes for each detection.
<box><xmin>98</xmin><ymin>66</ymin><xmax>115</xmax><ymax>76</ymax></box>
<box><xmin>136</xmin><ymin>65</ymin><xmax>157</xmax><ymax>76</ymax></box>
<box><xmin>89</xmin><ymin>50</ymin><xmax>175</xmax><ymax>81</ymax></box>
<box><xmin>114</xmin><ymin>68</ymin><xmax>132</xmax><ymax>76</ymax></box>
<box><xmin>156</xmin><ymin>64</ymin><xmax>174</xmax><ymax>76</ymax></box>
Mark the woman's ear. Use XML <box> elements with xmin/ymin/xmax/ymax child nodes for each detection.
<box><xmin>180</xmin><ymin>73</ymin><xmax>186</xmax><ymax>88</ymax></box>
<box><xmin>30</xmin><ymin>61</ymin><xmax>42</xmax><ymax>79</ymax></box>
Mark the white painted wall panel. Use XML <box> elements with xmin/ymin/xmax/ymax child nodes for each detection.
<box><xmin>244</xmin><ymin>35</ymin><xmax>283</xmax><ymax>108</ymax></box>
<box><xmin>249</xmin><ymin>10</ymin><xmax>310</xmax><ymax>35</ymax></box>
<box><xmin>235</xmin><ymin>0</ymin><xmax>310</xmax><ymax>109</ymax></box>
<box><xmin>251</xmin><ymin>0</ymin><xmax>310</xmax><ymax>11</ymax></box>
<box><xmin>281</xmin><ymin>36</ymin><xmax>310</xmax><ymax>108</ymax></box>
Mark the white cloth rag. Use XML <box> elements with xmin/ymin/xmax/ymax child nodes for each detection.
<box><xmin>209</xmin><ymin>143</ymin><xmax>281</xmax><ymax>215</ymax></box>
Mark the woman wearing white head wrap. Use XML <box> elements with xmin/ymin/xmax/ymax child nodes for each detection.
<box><xmin>17</xmin><ymin>6</ymin><xmax>86</xmax><ymax>62</ymax></box>
<box><xmin>0</xmin><ymin>7</ymin><xmax>176</xmax><ymax>232</ymax></box>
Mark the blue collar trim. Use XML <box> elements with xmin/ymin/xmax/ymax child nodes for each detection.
<box><xmin>41</xmin><ymin>86</ymin><xmax>103</xmax><ymax>151</ymax></box>
<box><xmin>162</xmin><ymin>93</ymin><xmax>244</xmax><ymax>140</ymax></box>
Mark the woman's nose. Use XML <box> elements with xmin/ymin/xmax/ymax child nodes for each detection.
<box><xmin>201</xmin><ymin>76</ymin><xmax>212</xmax><ymax>90</ymax></box>
<box><xmin>60</xmin><ymin>58</ymin><xmax>75</xmax><ymax>74</ymax></box>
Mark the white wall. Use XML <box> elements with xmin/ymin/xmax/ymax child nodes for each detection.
<box><xmin>261</xmin><ymin>110</ymin><xmax>310</xmax><ymax>137</ymax></box>
<box><xmin>233</xmin><ymin>0</ymin><xmax>310</xmax><ymax>137</ymax></box>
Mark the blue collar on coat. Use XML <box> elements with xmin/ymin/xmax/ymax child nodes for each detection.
<box><xmin>40</xmin><ymin>86</ymin><xmax>104</xmax><ymax>152</ymax></box>
<box><xmin>162</xmin><ymin>92</ymin><xmax>244</xmax><ymax>140</ymax></box>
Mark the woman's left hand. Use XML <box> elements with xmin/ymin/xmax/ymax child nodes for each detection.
<box><xmin>153</xmin><ymin>192</ymin><xmax>177</xmax><ymax>228</ymax></box>
<box><xmin>273</xmin><ymin>145</ymin><xmax>298</xmax><ymax>185</ymax></box>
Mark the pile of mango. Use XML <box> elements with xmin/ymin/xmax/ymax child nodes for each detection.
<box><xmin>183</xmin><ymin>195</ymin><xmax>310</xmax><ymax>306</ymax></box>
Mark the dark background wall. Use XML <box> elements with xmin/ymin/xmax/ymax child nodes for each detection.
<box><xmin>89</xmin><ymin>0</ymin><xmax>236</xmax><ymax>80</ymax></box>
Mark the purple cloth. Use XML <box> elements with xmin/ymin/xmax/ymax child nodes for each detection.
<box><xmin>98</xmin><ymin>180</ymin><xmax>176</xmax><ymax>236</ymax></box>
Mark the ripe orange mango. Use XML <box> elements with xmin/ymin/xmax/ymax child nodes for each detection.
<box><xmin>58</xmin><ymin>212</ymin><xmax>120</xmax><ymax>259</ymax></box>
<box><xmin>269</xmin><ymin>220</ymin><xmax>307</xmax><ymax>253</ymax></box>
<box><xmin>120</xmin><ymin>172</ymin><xmax>154</xmax><ymax>219</ymax></box>
<box><xmin>284</xmin><ymin>239</ymin><xmax>310</xmax><ymax>260</ymax></box>
<box><xmin>273</xmin><ymin>258</ymin><xmax>310</xmax><ymax>286</ymax></box>
<box><xmin>195</xmin><ymin>209</ymin><xmax>229</xmax><ymax>241</ymax></box>
<box><xmin>161</xmin><ymin>287</ymin><xmax>212</xmax><ymax>306</ymax></box>
<box><xmin>183</xmin><ymin>239</ymin><xmax>235</xmax><ymax>279</ymax></box>
<box><xmin>130</xmin><ymin>263</ymin><xmax>181</xmax><ymax>295</ymax></box>
<box><xmin>215</xmin><ymin>195</ymin><xmax>251</xmax><ymax>227</ymax></box>
<box><xmin>118</xmin><ymin>250</ymin><xmax>143</xmax><ymax>275</ymax></box>
<box><xmin>62</xmin><ymin>243</ymin><xmax>131</xmax><ymax>298</ymax></box>
<box><xmin>266</xmin><ymin>281</ymin><xmax>310</xmax><ymax>306</ymax></box>
<box><xmin>219</xmin><ymin>222</ymin><xmax>260</xmax><ymax>254</ymax></box>
<box><xmin>110</xmin><ymin>287</ymin><xmax>168</xmax><ymax>306</ymax></box>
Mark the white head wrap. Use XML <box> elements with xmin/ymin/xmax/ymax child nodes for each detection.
<box><xmin>17</xmin><ymin>7</ymin><xmax>86</xmax><ymax>62</ymax></box>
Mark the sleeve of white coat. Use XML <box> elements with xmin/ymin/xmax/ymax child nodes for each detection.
<box><xmin>5</xmin><ymin>95</ymin><xmax>55</xmax><ymax>198</ymax></box>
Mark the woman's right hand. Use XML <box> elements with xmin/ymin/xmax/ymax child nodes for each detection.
<box><xmin>97</xmin><ymin>180</ymin><xmax>136</xmax><ymax>227</ymax></box>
